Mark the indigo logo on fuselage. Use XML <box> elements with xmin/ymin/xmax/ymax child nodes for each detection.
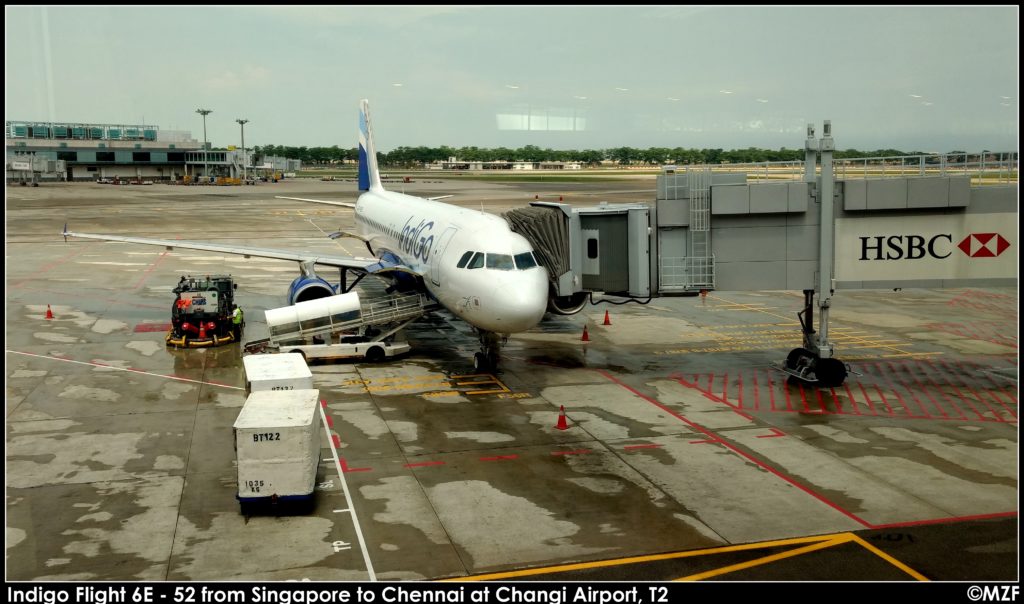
<box><xmin>399</xmin><ymin>217</ymin><xmax>435</xmax><ymax>262</ymax></box>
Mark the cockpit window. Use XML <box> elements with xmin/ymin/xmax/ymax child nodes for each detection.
<box><xmin>467</xmin><ymin>252</ymin><xmax>485</xmax><ymax>269</ymax></box>
<box><xmin>514</xmin><ymin>252</ymin><xmax>537</xmax><ymax>270</ymax></box>
<box><xmin>456</xmin><ymin>251</ymin><xmax>473</xmax><ymax>268</ymax></box>
<box><xmin>486</xmin><ymin>253</ymin><xmax>514</xmax><ymax>270</ymax></box>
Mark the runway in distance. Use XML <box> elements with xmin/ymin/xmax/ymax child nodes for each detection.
<box><xmin>64</xmin><ymin>100</ymin><xmax>555</xmax><ymax>370</ymax></box>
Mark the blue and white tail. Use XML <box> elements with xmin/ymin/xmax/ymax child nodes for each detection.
<box><xmin>358</xmin><ymin>99</ymin><xmax>383</xmax><ymax>192</ymax></box>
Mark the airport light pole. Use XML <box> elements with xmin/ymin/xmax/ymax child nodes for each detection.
<box><xmin>236</xmin><ymin>118</ymin><xmax>249</xmax><ymax>183</ymax></box>
<box><xmin>196</xmin><ymin>108</ymin><xmax>212</xmax><ymax>180</ymax></box>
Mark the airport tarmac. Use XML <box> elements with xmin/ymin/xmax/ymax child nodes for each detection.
<box><xmin>5</xmin><ymin>179</ymin><xmax>1019</xmax><ymax>581</ymax></box>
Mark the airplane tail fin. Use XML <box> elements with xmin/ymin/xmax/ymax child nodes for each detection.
<box><xmin>358</xmin><ymin>99</ymin><xmax>383</xmax><ymax>192</ymax></box>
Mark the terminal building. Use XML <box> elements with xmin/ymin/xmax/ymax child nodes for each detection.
<box><xmin>5</xmin><ymin>120</ymin><xmax>299</xmax><ymax>182</ymax></box>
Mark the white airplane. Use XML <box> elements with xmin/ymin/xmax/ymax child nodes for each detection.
<box><xmin>64</xmin><ymin>100</ymin><xmax>560</xmax><ymax>370</ymax></box>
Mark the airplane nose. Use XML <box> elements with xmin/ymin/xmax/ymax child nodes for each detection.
<box><xmin>486</xmin><ymin>271</ymin><xmax>548</xmax><ymax>333</ymax></box>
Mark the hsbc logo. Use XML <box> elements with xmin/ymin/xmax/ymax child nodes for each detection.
<box><xmin>859</xmin><ymin>233</ymin><xmax>1010</xmax><ymax>261</ymax></box>
<box><xmin>957</xmin><ymin>233</ymin><xmax>1010</xmax><ymax>258</ymax></box>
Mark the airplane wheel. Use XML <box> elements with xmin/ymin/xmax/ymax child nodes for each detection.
<box><xmin>473</xmin><ymin>352</ymin><xmax>488</xmax><ymax>372</ymax></box>
<box><xmin>816</xmin><ymin>358</ymin><xmax>847</xmax><ymax>387</ymax></box>
<box><xmin>486</xmin><ymin>351</ymin><xmax>499</xmax><ymax>372</ymax></box>
<box><xmin>785</xmin><ymin>347</ymin><xmax>813</xmax><ymax>370</ymax></box>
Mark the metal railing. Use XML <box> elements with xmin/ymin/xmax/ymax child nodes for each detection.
<box><xmin>694</xmin><ymin>152</ymin><xmax>1018</xmax><ymax>186</ymax></box>
<box><xmin>659</xmin><ymin>255</ymin><xmax>716</xmax><ymax>292</ymax></box>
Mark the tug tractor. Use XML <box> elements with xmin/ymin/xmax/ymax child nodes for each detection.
<box><xmin>166</xmin><ymin>275</ymin><xmax>239</xmax><ymax>348</ymax></box>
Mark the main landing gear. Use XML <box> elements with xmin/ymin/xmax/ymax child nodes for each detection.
<box><xmin>776</xmin><ymin>289</ymin><xmax>850</xmax><ymax>388</ymax></box>
<box><xmin>473</xmin><ymin>330</ymin><xmax>504</xmax><ymax>372</ymax></box>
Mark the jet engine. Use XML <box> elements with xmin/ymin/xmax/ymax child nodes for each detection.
<box><xmin>288</xmin><ymin>275</ymin><xmax>335</xmax><ymax>305</ymax></box>
<box><xmin>547</xmin><ymin>291</ymin><xmax>588</xmax><ymax>315</ymax></box>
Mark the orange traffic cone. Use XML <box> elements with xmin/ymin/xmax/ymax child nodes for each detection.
<box><xmin>45</xmin><ymin>305</ymin><xmax>54</xmax><ymax>320</ymax></box>
<box><xmin>555</xmin><ymin>406</ymin><xmax>569</xmax><ymax>430</ymax></box>
<box><xmin>581</xmin><ymin>324</ymin><xmax>590</xmax><ymax>342</ymax></box>
<box><xmin>603</xmin><ymin>310</ymin><xmax>611</xmax><ymax>326</ymax></box>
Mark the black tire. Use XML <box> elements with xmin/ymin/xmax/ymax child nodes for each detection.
<box><xmin>816</xmin><ymin>358</ymin><xmax>848</xmax><ymax>388</ymax></box>
<box><xmin>486</xmin><ymin>351</ymin><xmax>499</xmax><ymax>372</ymax></box>
<box><xmin>365</xmin><ymin>346</ymin><xmax>385</xmax><ymax>363</ymax></box>
<box><xmin>786</xmin><ymin>347</ymin><xmax>814</xmax><ymax>370</ymax></box>
<box><xmin>473</xmin><ymin>352</ymin><xmax>487</xmax><ymax>372</ymax></box>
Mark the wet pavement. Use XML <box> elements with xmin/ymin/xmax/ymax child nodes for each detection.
<box><xmin>5</xmin><ymin>180</ymin><xmax>1018</xmax><ymax>581</ymax></box>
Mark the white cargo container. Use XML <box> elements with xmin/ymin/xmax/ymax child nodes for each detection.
<box><xmin>234</xmin><ymin>389</ymin><xmax>321</xmax><ymax>513</ymax></box>
<box><xmin>242</xmin><ymin>352</ymin><xmax>314</xmax><ymax>394</ymax></box>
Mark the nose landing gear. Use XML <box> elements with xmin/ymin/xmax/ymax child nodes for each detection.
<box><xmin>473</xmin><ymin>330</ymin><xmax>504</xmax><ymax>372</ymax></box>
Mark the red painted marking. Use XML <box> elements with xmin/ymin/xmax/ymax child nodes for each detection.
<box><xmin>829</xmin><ymin>387</ymin><xmax>844</xmax><ymax>415</ymax></box>
<box><xmin>875</xmin><ymin>362</ymin><xmax>912</xmax><ymax>417</ymax></box>
<box><xmin>603</xmin><ymin>370</ymin><xmax>871</xmax><ymax>528</ymax></box>
<box><xmin>783</xmin><ymin>378</ymin><xmax>793</xmax><ymax>411</ymax></box>
<box><xmin>954</xmin><ymin>361</ymin><xmax>1017</xmax><ymax>421</ymax></box>
<box><xmin>737</xmin><ymin>372</ymin><xmax>744</xmax><ymax>408</ymax></box>
<box><xmin>321</xmin><ymin>400</ymin><xmax>328</xmax><ymax>407</ymax></box>
<box><xmin>871</xmin><ymin>511</ymin><xmax>1018</xmax><ymax>530</ymax></box>
<box><xmin>325</xmin><ymin>415</ymin><xmax>334</xmax><ymax>427</ymax></box>
<box><xmin>843</xmin><ymin>383</ymin><xmax>862</xmax><ymax>416</ymax></box>
<box><xmin>480</xmin><ymin>455</ymin><xmax>519</xmax><ymax>461</ymax></box>
<box><xmin>931</xmin><ymin>360</ymin><xmax>989</xmax><ymax>421</ymax></box>
<box><xmin>889</xmin><ymin>362</ymin><xmax>932</xmax><ymax>418</ymax></box>
<box><xmin>797</xmin><ymin>383</ymin><xmax>810</xmax><ymax>412</ymax></box>
<box><xmin>551</xmin><ymin>449</ymin><xmax>591</xmax><ymax>456</ymax></box>
<box><xmin>723</xmin><ymin>373</ymin><xmax>729</xmax><ymax>406</ymax></box>
<box><xmin>9</xmin><ymin>248</ymin><xmax>84</xmax><ymax>289</ymax></box>
<box><xmin>815</xmin><ymin>388</ymin><xmax>826</xmax><ymax>413</ymax></box>
<box><xmin>707</xmin><ymin>373</ymin><xmax>715</xmax><ymax>394</ymax></box>
<box><xmin>857</xmin><ymin>383</ymin><xmax>878</xmax><ymax>415</ymax></box>
<box><xmin>331</xmin><ymin>434</ymin><xmax>341</xmax><ymax>448</ymax></box>
<box><xmin>689</xmin><ymin>439</ymin><xmax>718</xmax><ymax>445</ymax></box>
<box><xmin>929</xmin><ymin>374</ymin><xmax>970</xmax><ymax>420</ymax></box>
<box><xmin>132</xmin><ymin>250</ymin><xmax>171</xmax><ymax>291</ymax></box>
<box><xmin>872</xmin><ymin>385</ymin><xmax>895</xmax><ymax>415</ymax></box>
<box><xmin>752</xmin><ymin>369</ymin><xmax>760</xmax><ymax>411</ymax></box>
<box><xmin>939</xmin><ymin>359</ymin><xmax>1004</xmax><ymax>421</ymax></box>
<box><xmin>909</xmin><ymin>364</ymin><xmax>951</xmax><ymax>419</ymax></box>
<box><xmin>767</xmin><ymin>371</ymin><xmax>776</xmax><ymax>411</ymax></box>
<box><xmin>623</xmin><ymin>444</ymin><xmax>663</xmax><ymax>451</ymax></box>
<box><xmin>133</xmin><ymin>322</ymin><xmax>172</xmax><ymax>333</ymax></box>
<box><xmin>756</xmin><ymin>428</ymin><xmax>786</xmax><ymax>439</ymax></box>
<box><xmin>404</xmin><ymin>461</ymin><xmax>446</xmax><ymax>468</ymax></box>
<box><xmin>339</xmin><ymin>459</ymin><xmax>372</xmax><ymax>473</ymax></box>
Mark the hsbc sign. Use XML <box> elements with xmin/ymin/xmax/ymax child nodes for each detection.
<box><xmin>956</xmin><ymin>233</ymin><xmax>1011</xmax><ymax>258</ymax></box>
<box><xmin>836</xmin><ymin>213</ymin><xmax>1016</xmax><ymax>283</ymax></box>
<box><xmin>859</xmin><ymin>233</ymin><xmax>1010</xmax><ymax>260</ymax></box>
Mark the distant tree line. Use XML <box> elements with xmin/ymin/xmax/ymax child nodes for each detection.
<box><xmin>251</xmin><ymin>144</ymin><xmax>926</xmax><ymax>167</ymax></box>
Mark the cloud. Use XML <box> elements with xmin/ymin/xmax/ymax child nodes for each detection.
<box><xmin>202</xmin><ymin>66</ymin><xmax>271</xmax><ymax>92</ymax></box>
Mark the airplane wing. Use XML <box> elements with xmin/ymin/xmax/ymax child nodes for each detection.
<box><xmin>276</xmin><ymin>194</ymin><xmax>452</xmax><ymax>205</ymax></box>
<box><xmin>62</xmin><ymin>228</ymin><xmax>391</xmax><ymax>272</ymax></box>
<box><xmin>275</xmin><ymin>196</ymin><xmax>356</xmax><ymax>208</ymax></box>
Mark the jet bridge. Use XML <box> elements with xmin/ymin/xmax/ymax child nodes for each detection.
<box><xmin>508</xmin><ymin>122</ymin><xmax>1017</xmax><ymax>388</ymax></box>
<box><xmin>505</xmin><ymin>201</ymin><xmax>652</xmax><ymax>314</ymax></box>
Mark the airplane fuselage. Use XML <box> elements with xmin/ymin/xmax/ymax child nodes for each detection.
<box><xmin>354</xmin><ymin>189</ymin><xmax>548</xmax><ymax>334</ymax></box>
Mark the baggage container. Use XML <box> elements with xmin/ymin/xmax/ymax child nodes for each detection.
<box><xmin>242</xmin><ymin>352</ymin><xmax>314</xmax><ymax>394</ymax></box>
<box><xmin>233</xmin><ymin>389</ymin><xmax>321</xmax><ymax>513</ymax></box>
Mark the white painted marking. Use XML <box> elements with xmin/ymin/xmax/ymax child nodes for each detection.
<box><xmin>332</xmin><ymin>540</ymin><xmax>352</xmax><ymax>552</ymax></box>
<box><xmin>319</xmin><ymin>403</ymin><xmax>376</xmax><ymax>581</ymax></box>
<box><xmin>5</xmin><ymin>350</ymin><xmax>243</xmax><ymax>390</ymax></box>
<box><xmin>333</xmin><ymin>509</ymin><xmax>351</xmax><ymax>514</ymax></box>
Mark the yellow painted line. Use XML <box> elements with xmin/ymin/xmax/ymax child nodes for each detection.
<box><xmin>880</xmin><ymin>351</ymin><xmax>944</xmax><ymax>359</ymax></box>
<box><xmin>849</xmin><ymin>535</ymin><xmax>928</xmax><ymax>581</ymax></box>
<box><xmin>444</xmin><ymin>534</ymin><xmax>844</xmax><ymax>581</ymax></box>
<box><xmin>707</xmin><ymin>295</ymin><xmax>796</xmax><ymax>323</ymax></box>
<box><xmin>674</xmin><ymin>534</ymin><xmax>852</xmax><ymax>581</ymax></box>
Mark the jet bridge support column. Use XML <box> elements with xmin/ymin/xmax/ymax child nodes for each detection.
<box><xmin>780</xmin><ymin>121</ymin><xmax>848</xmax><ymax>387</ymax></box>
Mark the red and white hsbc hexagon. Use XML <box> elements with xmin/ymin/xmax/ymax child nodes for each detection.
<box><xmin>957</xmin><ymin>233</ymin><xmax>1011</xmax><ymax>258</ymax></box>
<box><xmin>837</xmin><ymin>214</ymin><xmax>1017</xmax><ymax>282</ymax></box>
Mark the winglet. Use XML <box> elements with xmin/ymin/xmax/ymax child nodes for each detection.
<box><xmin>358</xmin><ymin>99</ymin><xmax>384</xmax><ymax>193</ymax></box>
<box><xmin>62</xmin><ymin>223</ymin><xmax>69</xmax><ymax>242</ymax></box>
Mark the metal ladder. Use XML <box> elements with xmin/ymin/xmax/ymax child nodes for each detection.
<box><xmin>686</xmin><ymin>166</ymin><xmax>715</xmax><ymax>289</ymax></box>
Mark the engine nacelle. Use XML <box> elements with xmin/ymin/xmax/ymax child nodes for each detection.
<box><xmin>547</xmin><ymin>291</ymin><xmax>589</xmax><ymax>315</ymax></box>
<box><xmin>288</xmin><ymin>276</ymin><xmax>335</xmax><ymax>305</ymax></box>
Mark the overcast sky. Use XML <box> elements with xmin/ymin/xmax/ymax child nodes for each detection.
<box><xmin>4</xmin><ymin>6</ymin><xmax>1019</xmax><ymax>153</ymax></box>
